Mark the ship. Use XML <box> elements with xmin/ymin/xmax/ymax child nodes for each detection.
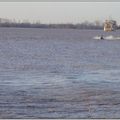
<box><xmin>104</xmin><ymin>20</ymin><xmax>117</xmax><ymax>32</ymax></box>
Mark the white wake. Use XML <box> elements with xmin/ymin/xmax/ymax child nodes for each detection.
<box><xmin>93</xmin><ymin>35</ymin><xmax>120</xmax><ymax>40</ymax></box>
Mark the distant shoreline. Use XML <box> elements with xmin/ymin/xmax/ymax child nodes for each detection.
<box><xmin>0</xmin><ymin>25</ymin><xmax>103</xmax><ymax>30</ymax></box>
<box><xmin>0</xmin><ymin>26</ymin><xmax>103</xmax><ymax>30</ymax></box>
<box><xmin>0</xmin><ymin>23</ymin><xmax>103</xmax><ymax>30</ymax></box>
<box><xmin>0</xmin><ymin>18</ymin><xmax>119</xmax><ymax>30</ymax></box>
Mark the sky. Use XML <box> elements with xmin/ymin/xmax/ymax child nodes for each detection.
<box><xmin>0</xmin><ymin>2</ymin><xmax>120</xmax><ymax>24</ymax></box>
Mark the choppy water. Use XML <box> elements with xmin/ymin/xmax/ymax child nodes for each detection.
<box><xmin>0</xmin><ymin>28</ymin><xmax>120</xmax><ymax>118</ymax></box>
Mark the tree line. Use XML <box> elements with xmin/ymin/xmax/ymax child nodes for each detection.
<box><xmin>0</xmin><ymin>18</ymin><xmax>104</xmax><ymax>29</ymax></box>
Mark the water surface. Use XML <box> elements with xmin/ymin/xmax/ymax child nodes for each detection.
<box><xmin>0</xmin><ymin>28</ymin><xmax>120</xmax><ymax>118</ymax></box>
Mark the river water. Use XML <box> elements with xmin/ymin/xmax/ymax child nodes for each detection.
<box><xmin>0</xmin><ymin>28</ymin><xmax>120</xmax><ymax>118</ymax></box>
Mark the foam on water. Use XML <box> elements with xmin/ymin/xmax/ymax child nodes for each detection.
<box><xmin>93</xmin><ymin>35</ymin><xmax>120</xmax><ymax>40</ymax></box>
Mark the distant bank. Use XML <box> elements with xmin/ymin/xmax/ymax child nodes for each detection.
<box><xmin>0</xmin><ymin>18</ymin><xmax>103</xmax><ymax>29</ymax></box>
<box><xmin>0</xmin><ymin>22</ymin><xmax>103</xmax><ymax>30</ymax></box>
<box><xmin>0</xmin><ymin>18</ymin><xmax>120</xmax><ymax>30</ymax></box>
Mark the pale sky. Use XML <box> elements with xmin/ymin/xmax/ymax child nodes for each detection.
<box><xmin>0</xmin><ymin>2</ymin><xmax>120</xmax><ymax>24</ymax></box>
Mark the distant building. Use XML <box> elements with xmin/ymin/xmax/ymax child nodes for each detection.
<box><xmin>104</xmin><ymin>20</ymin><xmax>117</xmax><ymax>32</ymax></box>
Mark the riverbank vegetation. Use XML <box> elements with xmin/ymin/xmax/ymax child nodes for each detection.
<box><xmin>0</xmin><ymin>18</ymin><xmax>109</xmax><ymax>30</ymax></box>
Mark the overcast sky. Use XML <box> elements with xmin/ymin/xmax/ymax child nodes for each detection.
<box><xmin>0</xmin><ymin>2</ymin><xmax>120</xmax><ymax>24</ymax></box>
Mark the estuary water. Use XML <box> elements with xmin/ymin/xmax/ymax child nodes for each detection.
<box><xmin>0</xmin><ymin>28</ymin><xmax>120</xmax><ymax>118</ymax></box>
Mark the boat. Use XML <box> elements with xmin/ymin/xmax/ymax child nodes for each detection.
<box><xmin>94</xmin><ymin>19</ymin><xmax>118</xmax><ymax>40</ymax></box>
<box><xmin>104</xmin><ymin>20</ymin><xmax>117</xmax><ymax>32</ymax></box>
<box><xmin>100</xmin><ymin>35</ymin><xmax>104</xmax><ymax>40</ymax></box>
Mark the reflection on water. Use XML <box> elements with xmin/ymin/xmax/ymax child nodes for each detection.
<box><xmin>0</xmin><ymin>28</ymin><xmax>120</xmax><ymax>118</ymax></box>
